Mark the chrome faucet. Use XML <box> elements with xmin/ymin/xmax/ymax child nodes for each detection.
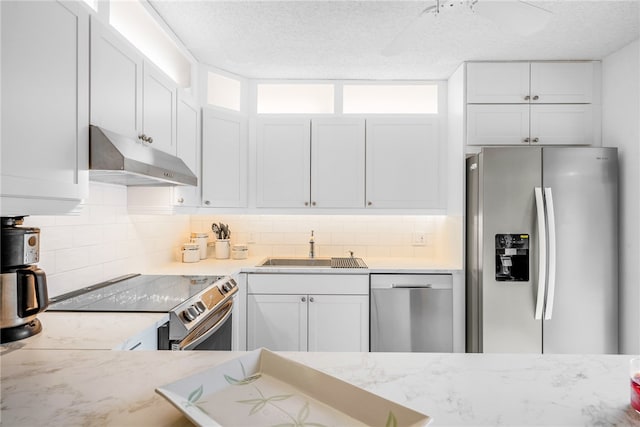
<box><xmin>309</xmin><ymin>230</ymin><xmax>315</xmax><ymax>259</ymax></box>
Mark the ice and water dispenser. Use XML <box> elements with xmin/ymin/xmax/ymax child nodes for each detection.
<box><xmin>495</xmin><ymin>234</ymin><xmax>529</xmax><ymax>281</ymax></box>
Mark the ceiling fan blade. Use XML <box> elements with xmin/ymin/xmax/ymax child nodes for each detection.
<box><xmin>381</xmin><ymin>5</ymin><xmax>437</xmax><ymax>57</ymax></box>
<box><xmin>474</xmin><ymin>0</ymin><xmax>553</xmax><ymax>36</ymax></box>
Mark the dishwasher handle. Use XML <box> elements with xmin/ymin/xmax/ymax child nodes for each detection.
<box><xmin>392</xmin><ymin>284</ymin><xmax>432</xmax><ymax>289</ymax></box>
<box><xmin>370</xmin><ymin>274</ymin><xmax>453</xmax><ymax>290</ymax></box>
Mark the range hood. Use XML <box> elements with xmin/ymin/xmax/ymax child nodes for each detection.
<box><xmin>89</xmin><ymin>126</ymin><xmax>197</xmax><ymax>187</ymax></box>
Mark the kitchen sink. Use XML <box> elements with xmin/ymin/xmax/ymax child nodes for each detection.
<box><xmin>257</xmin><ymin>257</ymin><xmax>333</xmax><ymax>267</ymax></box>
<box><xmin>257</xmin><ymin>257</ymin><xmax>368</xmax><ymax>268</ymax></box>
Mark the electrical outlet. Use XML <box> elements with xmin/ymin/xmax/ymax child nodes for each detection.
<box><xmin>412</xmin><ymin>232</ymin><xmax>426</xmax><ymax>246</ymax></box>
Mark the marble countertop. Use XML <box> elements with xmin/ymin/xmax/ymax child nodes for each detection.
<box><xmin>6</xmin><ymin>312</ymin><xmax>168</xmax><ymax>350</ymax></box>
<box><xmin>1</xmin><ymin>348</ymin><xmax>638</xmax><ymax>426</ymax></box>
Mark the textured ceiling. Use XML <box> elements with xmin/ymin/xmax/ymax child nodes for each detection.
<box><xmin>149</xmin><ymin>0</ymin><xmax>640</xmax><ymax>80</ymax></box>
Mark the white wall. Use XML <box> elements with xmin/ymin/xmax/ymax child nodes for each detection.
<box><xmin>602</xmin><ymin>38</ymin><xmax>640</xmax><ymax>354</ymax></box>
<box><xmin>23</xmin><ymin>182</ymin><xmax>191</xmax><ymax>297</ymax></box>
<box><xmin>190</xmin><ymin>214</ymin><xmax>463</xmax><ymax>267</ymax></box>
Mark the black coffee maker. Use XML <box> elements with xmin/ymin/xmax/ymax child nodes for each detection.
<box><xmin>1</xmin><ymin>216</ymin><xmax>49</xmax><ymax>343</ymax></box>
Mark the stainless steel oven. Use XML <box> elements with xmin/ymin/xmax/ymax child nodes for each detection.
<box><xmin>47</xmin><ymin>274</ymin><xmax>238</xmax><ymax>351</ymax></box>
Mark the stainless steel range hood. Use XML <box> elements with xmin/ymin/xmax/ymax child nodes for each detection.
<box><xmin>89</xmin><ymin>126</ymin><xmax>197</xmax><ymax>187</ymax></box>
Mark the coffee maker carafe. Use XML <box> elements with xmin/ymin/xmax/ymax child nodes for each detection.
<box><xmin>1</xmin><ymin>216</ymin><xmax>49</xmax><ymax>343</ymax></box>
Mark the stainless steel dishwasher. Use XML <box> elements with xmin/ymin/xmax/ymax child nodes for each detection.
<box><xmin>370</xmin><ymin>274</ymin><xmax>453</xmax><ymax>352</ymax></box>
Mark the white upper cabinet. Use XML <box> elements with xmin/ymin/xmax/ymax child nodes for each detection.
<box><xmin>256</xmin><ymin>118</ymin><xmax>311</xmax><ymax>208</ymax></box>
<box><xmin>466</xmin><ymin>61</ymin><xmax>594</xmax><ymax>104</ymax></box>
<box><xmin>174</xmin><ymin>91</ymin><xmax>201</xmax><ymax>207</ymax></box>
<box><xmin>1</xmin><ymin>0</ymin><xmax>89</xmax><ymax>215</ymax></box>
<box><xmin>466</xmin><ymin>62</ymin><xmax>530</xmax><ymax>104</ymax></box>
<box><xmin>90</xmin><ymin>16</ymin><xmax>142</xmax><ymax>139</ymax></box>
<box><xmin>255</xmin><ymin>118</ymin><xmax>365</xmax><ymax>209</ymax></box>
<box><xmin>529</xmin><ymin>62</ymin><xmax>594</xmax><ymax>104</ymax></box>
<box><xmin>311</xmin><ymin>118</ymin><xmax>365</xmax><ymax>208</ymax></box>
<box><xmin>90</xmin><ymin>18</ymin><xmax>177</xmax><ymax>155</ymax></box>
<box><xmin>142</xmin><ymin>62</ymin><xmax>177</xmax><ymax>155</ymax></box>
<box><xmin>366</xmin><ymin>118</ymin><xmax>444</xmax><ymax>209</ymax></box>
<box><xmin>466</xmin><ymin>61</ymin><xmax>599</xmax><ymax>146</ymax></box>
<box><xmin>202</xmin><ymin>109</ymin><xmax>248</xmax><ymax>208</ymax></box>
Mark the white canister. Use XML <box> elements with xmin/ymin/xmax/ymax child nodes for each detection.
<box><xmin>231</xmin><ymin>244</ymin><xmax>249</xmax><ymax>260</ymax></box>
<box><xmin>190</xmin><ymin>232</ymin><xmax>209</xmax><ymax>259</ymax></box>
<box><xmin>182</xmin><ymin>243</ymin><xmax>200</xmax><ymax>263</ymax></box>
<box><xmin>215</xmin><ymin>239</ymin><xmax>230</xmax><ymax>259</ymax></box>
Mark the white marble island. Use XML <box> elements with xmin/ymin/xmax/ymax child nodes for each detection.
<box><xmin>1</xmin><ymin>347</ymin><xmax>638</xmax><ymax>426</ymax></box>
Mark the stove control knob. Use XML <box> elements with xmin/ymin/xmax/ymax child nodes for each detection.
<box><xmin>182</xmin><ymin>306</ymin><xmax>199</xmax><ymax>322</ymax></box>
<box><xmin>194</xmin><ymin>301</ymin><xmax>206</xmax><ymax>313</ymax></box>
<box><xmin>221</xmin><ymin>280</ymin><xmax>235</xmax><ymax>293</ymax></box>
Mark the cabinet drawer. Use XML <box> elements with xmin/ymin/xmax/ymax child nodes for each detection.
<box><xmin>248</xmin><ymin>274</ymin><xmax>369</xmax><ymax>295</ymax></box>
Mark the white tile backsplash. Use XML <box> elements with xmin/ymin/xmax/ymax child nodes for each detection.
<box><xmin>190</xmin><ymin>214</ymin><xmax>463</xmax><ymax>265</ymax></box>
<box><xmin>23</xmin><ymin>183</ymin><xmax>191</xmax><ymax>297</ymax></box>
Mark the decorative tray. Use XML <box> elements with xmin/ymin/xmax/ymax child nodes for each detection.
<box><xmin>156</xmin><ymin>348</ymin><xmax>431</xmax><ymax>426</ymax></box>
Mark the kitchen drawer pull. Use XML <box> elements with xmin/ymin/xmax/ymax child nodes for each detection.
<box><xmin>532</xmin><ymin>137</ymin><xmax>539</xmax><ymax>143</ymax></box>
<box><xmin>301</xmin><ymin>297</ymin><xmax>306</xmax><ymax>302</ymax></box>
<box><xmin>304</xmin><ymin>202</ymin><xmax>309</xmax><ymax>206</ymax></box>
<box><xmin>523</xmin><ymin>137</ymin><xmax>530</xmax><ymax>143</ymax></box>
<box><xmin>532</xmin><ymin>95</ymin><xmax>539</xmax><ymax>101</ymax></box>
<box><xmin>309</xmin><ymin>297</ymin><xmax>315</xmax><ymax>302</ymax></box>
<box><xmin>524</xmin><ymin>95</ymin><xmax>531</xmax><ymax>101</ymax></box>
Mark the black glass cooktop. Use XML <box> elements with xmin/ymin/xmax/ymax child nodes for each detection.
<box><xmin>47</xmin><ymin>274</ymin><xmax>223</xmax><ymax>312</ymax></box>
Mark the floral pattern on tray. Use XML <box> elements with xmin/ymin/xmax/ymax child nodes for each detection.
<box><xmin>156</xmin><ymin>349</ymin><xmax>431</xmax><ymax>427</ymax></box>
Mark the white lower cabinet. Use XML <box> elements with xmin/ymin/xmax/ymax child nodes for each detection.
<box><xmin>246</xmin><ymin>274</ymin><xmax>369</xmax><ymax>352</ymax></box>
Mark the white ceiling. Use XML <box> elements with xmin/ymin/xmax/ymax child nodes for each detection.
<box><xmin>149</xmin><ymin>0</ymin><xmax>640</xmax><ymax>80</ymax></box>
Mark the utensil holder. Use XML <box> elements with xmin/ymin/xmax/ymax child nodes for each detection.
<box><xmin>215</xmin><ymin>239</ymin><xmax>230</xmax><ymax>259</ymax></box>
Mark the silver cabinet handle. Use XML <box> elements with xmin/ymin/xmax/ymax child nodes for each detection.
<box><xmin>524</xmin><ymin>95</ymin><xmax>531</xmax><ymax>101</ymax></box>
<box><xmin>177</xmin><ymin>197</ymin><xmax>184</xmax><ymax>204</ymax></box>
<box><xmin>301</xmin><ymin>296</ymin><xmax>306</xmax><ymax>302</ymax></box>
<box><xmin>311</xmin><ymin>201</ymin><xmax>316</xmax><ymax>206</ymax></box>
<box><xmin>532</xmin><ymin>137</ymin><xmax>539</xmax><ymax>143</ymax></box>
<box><xmin>367</xmin><ymin>201</ymin><xmax>372</xmax><ymax>206</ymax></box>
<box><xmin>523</xmin><ymin>137</ymin><xmax>530</xmax><ymax>143</ymax></box>
<box><xmin>309</xmin><ymin>297</ymin><xmax>314</xmax><ymax>302</ymax></box>
<box><xmin>204</xmin><ymin>200</ymin><xmax>211</xmax><ymax>206</ymax></box>
<box><xmin>532</xmin><ymin>95</ymin><xmax>539</xmax><ymax>101</ymax></box>
<box><xmin>138</xmin><ymin>134</ymin><xmax>153</xmax><ymax>143</ymax></box>
<box><xmin>304</xmin><ymin>202</ymin><xmax>309</xmax><ymax>206</ymax></box>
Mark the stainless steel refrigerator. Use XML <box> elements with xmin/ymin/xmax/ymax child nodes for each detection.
<box><xmin>466</xmin><ymin>147</ymin><xmax>618</xmax><ymax>354</ymax></box>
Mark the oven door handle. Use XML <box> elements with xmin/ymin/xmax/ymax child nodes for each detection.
<box><xmin>177</xmin><ymin>300</ymin><xmax>233</xmax><ymax>351</ymax></box>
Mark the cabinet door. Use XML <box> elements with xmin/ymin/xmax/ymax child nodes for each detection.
<box><xmin>90</xmin><ymin>16</ymin><xmax>142</xmax><ymax>139</ymax></box>
<box><xmin>142</xmin><ymin>62</ymin><xmax>177</xmax><ymax>155</ymax></box>
<box><xmin>202</xmin><ymin>109</ymin><xmax>248</xmax><ymax>207</ymax></box>
<box><xmin>530</xmin><ymin>62</ymin><xmax>593</xmax><ymax>104</ymax></box>
<box><xmin>466</xmin><ymin>62</ymin><xmax>530</xmax><ymax>104</ymax></box>
<box><xmin>174</xmin><ymin>92</ymin><xmax>201</xmax><ymax>207</ymax></box>
<box><xmin>308</xmin><ymin>295</ymin><xmax>369</xmax><ymax>352</ymax></box>
<box><xmin>467</xmin><ymin>104</ymin><xmax>530</xmax><ymax>145</ymax></box>
<box><xmin>311</xmin><ymin>118</ymin><xmax>365</xmax><ymax>208</ymax></box>
<box><xmin>247</xmin><ymin>294</ymin><xmax>308</xmax><ymax>351</ymax></box>
<box><xmin>256</xmin><ymin>119</ymin><xmax>311</xmax><ymax>208</ymax></box>
<box><xmin>366</xmin><ymin>118</ymin><xmax>443</xmax><ymax>209</ymax></box>
<box><xmin>1</xmin><ymin>1</ymin><xmax>89</xmax><ymax>214</ymax></box>
<box><xmin>530</xmin><ymin>104</ymin><xmax>594</xmax><ymax>145</ymax></box>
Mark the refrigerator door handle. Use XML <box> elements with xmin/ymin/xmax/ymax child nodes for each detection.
<box><xmin>534</xmin><ymin>187</ymin><xmax>547</xmax><ymax>320</ymax></box>
<box><xmin>544</xmin><ymin>187</ymin><xmax>557</xmax><ymax>320</ymax></box>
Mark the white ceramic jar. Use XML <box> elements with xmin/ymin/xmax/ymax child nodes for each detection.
<box><xmin>215</xmin><ymin>239</ymin><xmax>230</xmax><ymax>259</ymax></box>
<box><xmin>190</xmin><ymin>232</ymin><xmax>209</xmax><ymax>259</ymax></box>
<box><xmin>231</xmin><ymin>244</ymin><xmax>249</xmax><ymax>260</ymax></box>
<box><xmin>182</xmin><ymin>243</ymin><xmax>200</xmax><ymax>263</ymax></box>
